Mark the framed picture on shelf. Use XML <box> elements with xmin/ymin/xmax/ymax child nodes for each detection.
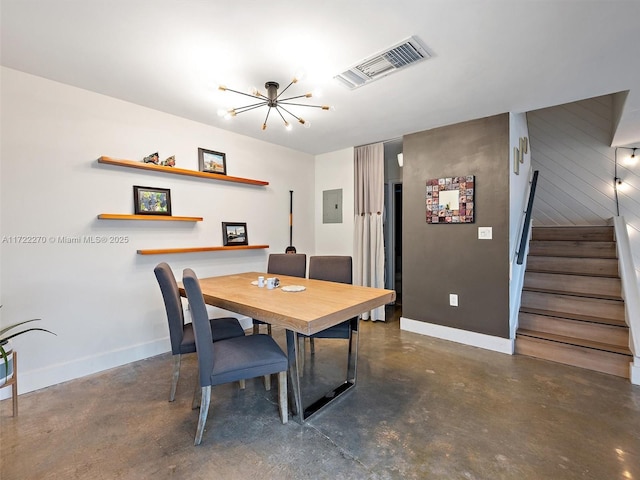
<box><xmin>198</xmin><ymin>148</ymin><xmax>227</xmax><ymax>175</ymax></box>
<box><xmin>222</xmin><ymin>222</ymin><xmax>248</xmax><ymax>246</ymax></box>
<box><xmin>133</xmin><ymin>186</ymin><xmax>172</xmax><ymax>216</ymax></box>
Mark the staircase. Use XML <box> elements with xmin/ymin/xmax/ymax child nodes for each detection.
<box><xmin>515</xmin><ymin>226</ymin><xmax>632</xmax><ymax>378</ymax></box>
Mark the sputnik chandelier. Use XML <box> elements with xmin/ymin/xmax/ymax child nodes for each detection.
<box><xmin>217</xmin><ymin>75</ymin><xmax>332</xmax><ymax>130</ymax></box>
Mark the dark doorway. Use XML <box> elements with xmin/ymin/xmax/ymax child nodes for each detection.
<box><xmin>394</xmin><ymin>183</ymin><xmax>402</xmax><ymax>305</ymax></box>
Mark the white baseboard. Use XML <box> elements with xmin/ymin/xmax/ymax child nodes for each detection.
<box><xmin>400</xmin><ymin>317</ymin><xmax>514</xmax><ymax>355</ymax></box>
<box><xmin>0</xmin><ymin>337</ymin><xmax>170</xmax><ymax>400</ymax></box>
<box><xmin>0</xmin><ymin>310</ymin><xmax>254</xmax><ymax>401</ymax></box>
<box><xmin>631</xmin><ymin>357</ymin><xmax>640</xmax><ymax>386</ymax></box>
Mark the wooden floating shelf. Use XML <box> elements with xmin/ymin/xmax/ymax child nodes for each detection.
<box><xmin>137</xmin><ymin>245</ymin><xmax>270</xmax><ymax>255</ymax></box>
<box><xmin>98</xmin><ymin>156</ymin><xmax>269</xmax><ymax>186</ymax></box>
<box><xmin>98</xmin><ymin>214</ymin><xmax>203</xmax><ymax>222</ymax></box>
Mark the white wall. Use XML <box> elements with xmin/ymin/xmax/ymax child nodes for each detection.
<box><xmin>0</xmin><ymin>67</ymin><xmax>315</xmax><ymax>395</ymax></box>
<box><xmin>508</xmin><ymin>112</ymin><xmax>532</xmax><ymax>338</ymax></box>
<box><xmin>314</xmin><ymin>148</ymin><xmax>354</xmax><ymax>256</ymax></box>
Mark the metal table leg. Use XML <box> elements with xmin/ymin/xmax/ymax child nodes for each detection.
<box><xmin>286</xmin><ymin>317</ymin><xmax>360</xmax><ymax>423</ymax></box>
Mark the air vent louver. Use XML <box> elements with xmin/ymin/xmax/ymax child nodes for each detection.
<box><xmin>335</xmin><ymin>36</ymin><xmax>430</xmax><ymax>89</ymax></box>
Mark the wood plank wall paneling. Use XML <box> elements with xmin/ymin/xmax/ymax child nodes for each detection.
<box><xmin>528</xmin><ymin>94</ymin><xmax>640</xmax><ymax>283</ymax></box>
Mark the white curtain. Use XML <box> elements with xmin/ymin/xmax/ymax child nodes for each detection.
<box><xmin>353</xmin><ymin>143</ymin><xmax>385</xmax><ymax>321</ymax></box>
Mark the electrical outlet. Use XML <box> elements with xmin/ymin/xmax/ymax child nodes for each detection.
<box><xmin>449</xmin><ymin>294</ymin><xmax>458</xmax><ymax>307</ymax></box>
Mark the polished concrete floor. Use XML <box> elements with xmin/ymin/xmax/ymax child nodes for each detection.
<box><xmin>2</xmin><ymin>309</ymin><xmax>639</xmax><ymax>480</ymax></box>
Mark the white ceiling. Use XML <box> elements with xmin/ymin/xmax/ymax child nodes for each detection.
<box><xmin>2</xmin><ymin>0</ymin><xmax>639</xmax><ymax>155</ymax></box>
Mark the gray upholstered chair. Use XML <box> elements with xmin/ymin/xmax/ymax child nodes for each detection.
<box><xmin>182</xmin><ymin>268</ymin><xmax>288</xmax><ymax>445</ymax></box>
<box><xmin>302</xmin><ymin>256</ymin><xmax>356</xmax><ymax>352</ymax></box>
<box><xmin>253</xmin><ymin>253</ymin><xmax>306</xmax><ymax>335</ymax></box>
<box><xmin>154</xmin><ymin>262</ymin><xmax>245</xmax><ymax>402</ymax></box>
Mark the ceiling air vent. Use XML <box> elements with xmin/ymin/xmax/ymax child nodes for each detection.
<box><xmin>335</xmin><ymin>36</ymin><xmax>431</xmax><ymax>89</ymax></box>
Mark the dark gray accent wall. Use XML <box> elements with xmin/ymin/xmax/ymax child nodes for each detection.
<box><xmin>403</xmin><ymin>114</ymin><xmax>510</xmax><ymax>338</ymax></box>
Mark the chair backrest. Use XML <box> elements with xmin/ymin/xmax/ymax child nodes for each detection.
<box><xmin>154</xmin><ymin>262</ymin><xmax>187</xmax><ymax>355</ymax></box>
<box><xmin>267</xmin><ymin>253</ymin><xmax>306</xmax><ymax>278</ymax></box>
<box><xmin>182</xmin><ymin>268</ymin><xmax>215</xmax><ymax>388</ymax></box>
<box><xmin>308</xmin><ymin>256</ymin><xmax>352</xmax><ymax>284</ymax></box>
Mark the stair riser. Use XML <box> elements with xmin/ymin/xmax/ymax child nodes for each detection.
<box><xmin>515</xmin><ymin>336</ymin><xmax>630</xmax><ymax>378</ymax></box>
<box><xmin>531</xmin><ymin>227</ymin><xmax>614</xmax><ymax>242</ymax></box>
<box><xmin>524</xmin><ymin>272</ymin><xmax>621</xmax><ymax>299</ymax></box>
<box><xmin>526</xmin><ymin>256</ymin><xmax>619</xmax><ymax>277</ymax></box>
<box><xmin>521</xmin><ymin>291</ymin><xmax>625</xmax><ymax>322</ymax></box>
<box><xmin>529</xmin><ymin>241</ymin><xmax>617</xmax><ymax>258</ymax></box>
<box><xmin>518</xmin><ymin>313</ymin><xmax>629</xmax><ymax>348</ymax></box>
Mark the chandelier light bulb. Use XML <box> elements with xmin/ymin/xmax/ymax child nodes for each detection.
<box><xmin>625</xmin><ymin>148</ymin><xmax>638</xmax><ymax>166</ymax></box>
<box><xmin>285</xmin><ymin>122</ymin><xmax>292</xmax><ymax>131</ymax></box>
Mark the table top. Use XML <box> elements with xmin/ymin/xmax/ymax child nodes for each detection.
<box><xmin>180</xmin><ymin>271</ymin><xmax>396</xmax><ymax>335</ymax></box>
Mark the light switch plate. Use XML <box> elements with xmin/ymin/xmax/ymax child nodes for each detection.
<box><xmin>478</xmin><ymin>227</ymin><xmax>492</xmax><ymax>240</ymax></box>
<box><xmin>449</xmin><ymin>294</ymin><xmax>458</xmax><ymax>307</ymax></box>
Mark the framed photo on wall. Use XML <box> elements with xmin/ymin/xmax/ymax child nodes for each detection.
<box><xmin>133</xmin><ymin>186</ymin><xmax>172</xmax><ymax>216</ymax></box>
<box><xmin>198</xmin><ymin>148</ymin><xmax>227</xmax><ymax>175</ymax></box>
<box><xmin>222</xmin><ymin>222</ymin><xmax>248</xmax><ymax>246</ymax></box>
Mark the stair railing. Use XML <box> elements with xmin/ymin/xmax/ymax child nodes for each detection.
<box><xmin>516</xmin><ymin>170</ymin><xmax>539</xmax><ymax>265</ymax></box>
<box><xmin>612</xmin><ymin>216</ymin><xmax>640</xmax><ymax>385</ymax></box>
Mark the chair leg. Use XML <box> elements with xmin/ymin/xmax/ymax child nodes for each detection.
<box><xmin>264</xmin><ymin>374</ymin><xmax>271</xmax><ymax>391</ymax></box>
<box><xmin>194</xmin><ymin>386</ymin><xmax>211</xmax><ymax>446</ymax></box>
<box><xmin>169</xmin><ymin>355</ymin><xmax>181</xmax><ymax>402</ymax></box>
<box><xmin>310</xmin><ymin>337</ymin><xmax>315</xmax><ymax>354</ymax></box>
<box><xmin>267</xmin><ymin>324</ymin><xmax>272</xmax><ymax>335</ymax></box>
<box><xmin>277</xmin><ymin>371</ymin><xmax>288</xmax><ymax>424</ymax></box>
<box><xmin>239</xmin><ymin>379</ymin><xmax>246</xmax><ymax>390</ymax></box>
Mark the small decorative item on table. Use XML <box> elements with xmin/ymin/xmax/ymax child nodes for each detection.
<box><xmin>133</xmin><ymin>186</ymin><xmax>172</xmax><ymax>216</ymax></box>
<box><xmin>222</xmin><ymin>222</ymin><xmax>248</xmax><ymax>246</ymax></box>
<box><xmin>198</xmin><ymin>148</ymin><xmax>227</xmax><ymax>175</ymax></box>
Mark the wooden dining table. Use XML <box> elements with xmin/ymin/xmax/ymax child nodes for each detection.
<box><xmin>180</xmin><ymin>271</ymin><xmax>396</xmax><ymax>422</ymax></box>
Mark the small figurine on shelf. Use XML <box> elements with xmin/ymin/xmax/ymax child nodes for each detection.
<box><xmin>162</xmin><ymin>155</ymin><xmax>176</xmax><ymax>167</ymax></box>
<box><xmin>143</xmin><ymin>152</ymin><xmax>159</xmax><ymax>164</ymax></box>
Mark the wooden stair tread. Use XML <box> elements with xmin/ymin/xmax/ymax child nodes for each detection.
<box><xmin>531</xmin><ymin>226</ymin><xmax>614</xmax><ymax>242</ymax></box>
<box><xmin>522</xmin><ymin>286</ymin><xmax>622</xmax><ymax>301</ymax></box>
<box><xmin>515</xmin><ymin>335</ymin><xmax>631</xmax><ymax>378</ymax></box>
<box><xmin>518</xmin><ymin>307</ymin><xmax>627</xmax><ymax>328</ymax></box>
<box><xmin>528</xmin><ymin>240</ymin><xmax>617</xmax><ymax>259</ymax></box>
<box><xmin>518</xmin><ymin>311</ymin><xmax>629</xmax><ymax>348</ymax></box>
<box><xmin>520</xmin><ymin>290</ymin><xmax>625</xmax><ymax>322</ymax></box>
<box><xmin>517</xmin><ymin>328</ymin><xmax>632</xmax><ymax>356</ymax></box>
<box><xmin>525</xmin><ymin>256</ymin><xmax>619</xmax><ymax>277</ymax></box>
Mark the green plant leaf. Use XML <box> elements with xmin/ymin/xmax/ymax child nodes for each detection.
<box><xmin>0</xmin><ymin>318</ymin><xmax>43</xmax><ymax>338</ymax></box>
<box><xmin>1</xmin><ymin>327</ymin><xmax>56</xmax><ymax>343</ymax></box>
